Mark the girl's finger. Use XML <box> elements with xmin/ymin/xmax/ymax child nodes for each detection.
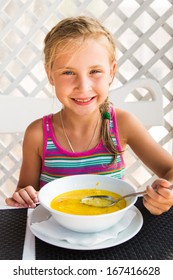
<box><xmin>13</xmin><ymin>189</ymin><xmax>35</xmax><ymax>207</ymax></box>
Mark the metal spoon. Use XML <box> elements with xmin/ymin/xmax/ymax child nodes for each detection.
<box><xmin>81</xmin><ymin>185</ymin><xmax>173</xmax><ymax>208</ymax></box>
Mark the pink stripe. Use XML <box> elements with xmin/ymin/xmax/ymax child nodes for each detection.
<box><xmin>111</xmin><ymin>109</ymin><xmax>126</xmax><ymax>168</ymax></box>
<box><xmin>41</xmin><ymin>115</ymin><xmax>49</xmax><ymax>172</ymax></box>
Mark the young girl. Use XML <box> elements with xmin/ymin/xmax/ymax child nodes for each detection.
<box><xmin>6</xmin><ymin>16</ymin><xmax>173</xmax><ymax>215</ymax></box>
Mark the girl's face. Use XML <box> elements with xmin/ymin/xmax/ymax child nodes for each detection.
<box><xmin>46</xmin><ymin>38</ymin><xmax>116</xmax><ymax>117</ymax></box>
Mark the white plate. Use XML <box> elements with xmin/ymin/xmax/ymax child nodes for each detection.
<box><xmin>28</xmin><ymin>205</ymin><xmax>143</xmax><ymax>250</ymax></box>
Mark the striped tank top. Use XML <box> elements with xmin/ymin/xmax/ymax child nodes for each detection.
<box><xmin>40</xmin><ymin>109</ymin><xmax>125</xmax><ymax>188</ymax></box>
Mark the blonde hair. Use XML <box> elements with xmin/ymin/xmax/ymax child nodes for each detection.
<box><xmin>44</xmin><ymin>16</ymin><xmax>121</xmax><ymax>162</ymax></box>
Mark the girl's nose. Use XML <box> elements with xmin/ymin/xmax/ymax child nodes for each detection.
<box><xmin>75</xmin><ymin>75</ymin><xmax>92</xmax><ymax>92</ymax></box>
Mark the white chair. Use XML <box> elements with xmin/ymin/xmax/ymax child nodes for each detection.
<box><xmin>109</xmin><ymin>78</ymin><xmax>164</xmax><ymax>126</ymax></box>
<box><xmin>0</xmin><ymin>96</ymin><xmax>61</xmax><ymax>133</ymax></box>
<box><xmin>0</xmin><ymin>78</ymin><xmax>164</xmax><ymax>203</ymax></box>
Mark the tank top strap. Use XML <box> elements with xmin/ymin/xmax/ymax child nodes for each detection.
<box><xmin>42</xmin><ymin>114</ymin><xmax>53</xmax><ymax>161</ymax></box>
<box><xmin>43</xmin><ymin>114</ymin><xmax>53</xmax><ymax>134</ymax></box>
<box><xmin>110</xmin><ymin>106</ymin><xmax>123</xmax><ymax>153</ymax></box>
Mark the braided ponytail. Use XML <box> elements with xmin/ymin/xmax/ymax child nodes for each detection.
<box><xmin>99</xmin><ymin>98</ymin><xmax>122</xmax><ymax>163</ymax></box>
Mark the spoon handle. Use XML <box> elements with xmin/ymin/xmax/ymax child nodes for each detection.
<box><xmin>123</xmin><ymin>185</ymin><xmax>173</xmax><ymax>200</ymax></box>
<box><xmin>122</xmin><ymin>190</ymin><xmax>146</xmax><ymax>199</ymax></box>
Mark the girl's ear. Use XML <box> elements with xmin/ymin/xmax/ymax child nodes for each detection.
<box><xmin>109</xmin><ymin>60</ymin><xmax>116</xmax><ymax>85</ymax></box>
<box><xmin>45</xmin><ymin>65</ymin><xmax>55</xmax><ymax>86</ymax></box>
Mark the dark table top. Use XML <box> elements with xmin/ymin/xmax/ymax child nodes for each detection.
<box><xmin>0</xmin><ymin>198</ymin><xmax>173</xmax><ymax>260</ymax></box>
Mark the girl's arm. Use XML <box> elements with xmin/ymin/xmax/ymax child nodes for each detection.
<box><xmin>117</xmin><ymin>109</ymin><xmax>173</xmax><ymax>215</ymax></box>
<box><xmin>5</xmin><ymin>119</ymin><xmax>43</xmax><ymax>207</ymax></box>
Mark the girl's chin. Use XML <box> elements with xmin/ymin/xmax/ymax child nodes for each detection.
<box><xmin>73</xmin><ymin>109</ymin><xmax>97</xmax><ymax>117</ymax></box>
<box><xmin>69</xmin><ymin>106</ymin><xmax>99</xmax><ymax>117</ymax></box>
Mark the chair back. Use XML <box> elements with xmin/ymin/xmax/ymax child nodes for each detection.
<box><xmin>109</xmin><ymin>78</ymin><xmax>163</xmax><ymax>126</ymax></box>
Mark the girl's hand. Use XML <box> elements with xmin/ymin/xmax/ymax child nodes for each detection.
<box><xmin>5</xmin><ymin>186</ymin><xmax>38</xmax><ymax>208</ymax></box>
<box><xmin>143</xmin><ymin>179</ymin><xmax>173</xmax><ymax>215</ymax></box>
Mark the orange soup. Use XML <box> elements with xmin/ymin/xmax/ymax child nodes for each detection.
<box><xmin>50</xmin><ymin>189</ymin><xmax>126</xmax><ymax>215</ymax></box>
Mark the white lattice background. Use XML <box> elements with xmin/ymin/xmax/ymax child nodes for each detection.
<box><xmin>0</xmin><ymin>0</ymin><xmax>173</xmax><ymax>203</ymax></box>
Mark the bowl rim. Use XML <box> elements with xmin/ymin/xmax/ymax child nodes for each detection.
<box><xmin>38</xmin><ymin>174</ymin><xmax>137</xmax><ymax>218</ymax></box>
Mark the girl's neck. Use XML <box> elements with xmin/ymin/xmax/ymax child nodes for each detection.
<box><xmin>57</xmin><ymin>108</ymin><xmax>102</xmax><ymax>153</ymax></box>
<box><xmin>61</xmin><ymin>108</ymin><xmax>101</xmax><ymax>132</ymax></box>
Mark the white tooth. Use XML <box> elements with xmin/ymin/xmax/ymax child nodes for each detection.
<box><xmin>75</xmin><ymin>98</ymin><xmax>91</xmax><ymax>102</ymax></box>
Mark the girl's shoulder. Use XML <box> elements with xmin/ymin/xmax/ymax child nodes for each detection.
<box><xmin>23</xmin><ymin>118</ymin><xmax>44</xmax><ymax>146</ymax></box>
<box><xmin>22</xmin><ymin>117</ymin><xmax>44</xmax><ymax>156</ymax></box>
<box><xmin>114</xmin><ymin>107</ymin><xmax>138</xmax><ymax>125</ymax></box>
<box><xmin>25</xmin><ymin>117</ymin><xmax>43</xmax><ymax>134</ymax></box>
<box><xmin>114</xmin><ymin>108</ymin><xmax>145</xmax><ymax>145</ymax></box>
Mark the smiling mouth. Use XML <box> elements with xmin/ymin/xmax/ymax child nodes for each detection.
<box><xmin>72</xmin><ymin>97</ymin><xmax>95</xmax><ymax>103</ymax></box>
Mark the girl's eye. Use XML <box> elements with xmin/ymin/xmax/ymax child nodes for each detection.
<box><xmin>62</xmin><ymin>71</ymin><xmax>74</xmax><ymax>75</ymax></box>
<box><xmin>90</xmin><ymin>69</ymin><xmax>101</xmax><ymax>74</ymax></box>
